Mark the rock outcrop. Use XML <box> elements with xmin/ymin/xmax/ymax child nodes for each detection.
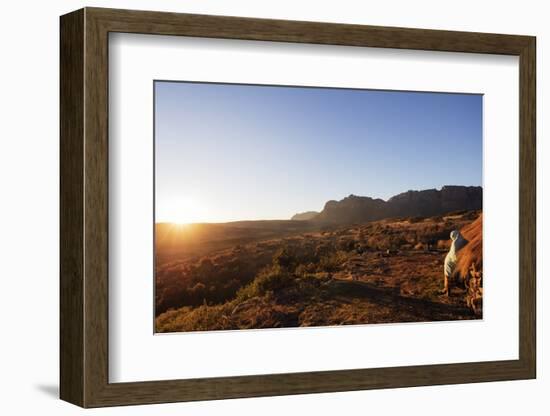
<box><xmin>293</xmin><ymin>186</ymin><xmax>482</xmax><ymax>225</ymax></box>
<box><xmin>315</xmin><ymin>195</ymin><xmax>387</xmax><ymax>224</ymax></box>
<box><xmin>291</xmin><ymin>211</ymin><xmax>320</xmax><ymax>221</ymax></box>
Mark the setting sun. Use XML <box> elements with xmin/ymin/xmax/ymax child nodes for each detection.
<box><xmin>157</xmin><ymin>195</ymin><xmax>207</xmax><ymax>224</ymax></box>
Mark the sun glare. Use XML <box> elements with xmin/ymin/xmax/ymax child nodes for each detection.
<box><xmin>159</xmin><ymin>195</ymin><xmax>208</xmax><ymax>225</ymax></box>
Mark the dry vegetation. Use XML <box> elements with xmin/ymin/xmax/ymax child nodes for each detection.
<box><xmin>155</xmin><ymin>210</ymin><xmax>482</xmax><ymax>333</ymax></box>
<box><xmin>456</xmin><ymin>215</ymin><xmax>483</xmax><ymax>315</ymax></box>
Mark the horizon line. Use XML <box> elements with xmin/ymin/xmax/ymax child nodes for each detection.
<box><xmin>155</xmin><ymin>184</ymin><xmax>483</xmax><ymax>225</ymax></box>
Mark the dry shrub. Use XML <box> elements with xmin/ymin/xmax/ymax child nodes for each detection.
<box><xmin>236</xmin><ymin>265</ymin><xmax>293</xmax><ymax>301</ymax></box>
<box><xmin>456</xmin><ymin>214</ymin><xmax>483</xmax><ymax>315</ymax></box>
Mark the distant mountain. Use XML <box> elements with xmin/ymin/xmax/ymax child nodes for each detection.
<box><xmin>315</xmin><ymin>195</ymin><xmax>386</xmax><ymax>224</ymax></box>
<box><xmin>291</xmin><ymin>211</ymin><xmax>319</xmax><ymax>221</ymax></box>
<box><xmin>387</xmin><ymin>186</ymin><xmax>482</xmax><ymax>218</ymax></box>
<box><xmin>293</xmin><ymin>186</ymin><xmax>482</xmax><ymax>225</ymax></box>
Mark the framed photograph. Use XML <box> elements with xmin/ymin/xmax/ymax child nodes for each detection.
<box><xmin>60</xmin><ymin>7</ymin><xmax>536</xmax><ymax>407</ymax></box>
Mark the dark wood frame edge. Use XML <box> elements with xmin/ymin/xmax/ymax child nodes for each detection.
<box><xmin>60</xmin><ymin>7</ymin><xmax>536</xmax><ymax>408</ymax></box>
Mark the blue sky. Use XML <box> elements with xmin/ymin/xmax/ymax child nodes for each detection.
<box><xmin>155</xmin><ymin>81</ymin><xmax>482</xmax><ymax>224</ymax></box>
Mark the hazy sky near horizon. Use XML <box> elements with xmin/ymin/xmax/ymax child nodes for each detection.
<box><xmin>155</xmin><ymin>81</ymin><xmax>482</xmax><ymax>224</ymax></box>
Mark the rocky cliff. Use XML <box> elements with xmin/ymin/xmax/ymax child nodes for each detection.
<box><xmin>296</xmin><ymin>186</ymin><xmax>482</xmax><ymax>225</ymax></box>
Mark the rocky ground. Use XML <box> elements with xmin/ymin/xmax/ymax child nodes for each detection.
<box><xmin>155</xmin><ymin>210</ymin><xmax>481</xmax><ymax>332</ymax></box>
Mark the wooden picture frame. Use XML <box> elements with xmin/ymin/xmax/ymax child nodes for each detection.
<box><xmin>60</xmin><ymin>7</ymin><xmax>536</xmax><ymax>408</ymax></box>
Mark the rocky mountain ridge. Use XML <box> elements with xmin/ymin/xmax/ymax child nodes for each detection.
<box><xmin>293</xmin><ymin>185</ymin><xmax>482</xmax><ymax>224</ymax></box>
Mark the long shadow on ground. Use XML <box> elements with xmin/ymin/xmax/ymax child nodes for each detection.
<box><xmin>326</xmin><ymin>278</ymin><xmax>475</xmax><ymax>322</ymax></box>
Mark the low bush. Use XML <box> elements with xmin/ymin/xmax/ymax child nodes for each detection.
<box><xmin>236</xmin><ymin>265</ymin><xmax>294</xmax><ymax>301</ymax></box>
